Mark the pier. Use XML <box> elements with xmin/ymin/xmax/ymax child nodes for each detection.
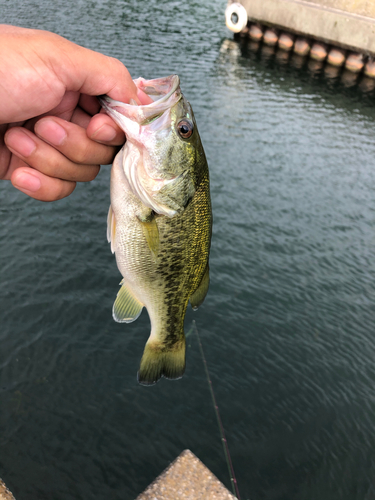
<box><xmin>225</xmin><ymin>0</ymin><xmax>375</xmax><ymax>76</ymax></box>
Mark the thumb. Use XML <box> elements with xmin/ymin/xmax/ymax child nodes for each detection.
<box><xmin>57</xmin><ymin>42</ymin><xmax>139</xmax><ymax>103</ymax></box>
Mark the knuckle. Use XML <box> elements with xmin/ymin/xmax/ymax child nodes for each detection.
<box><xmin>50</xmin><ymin>157</ymin><xmax>69</xmax><ymax>180</ymax></box>
<box><xmin>72</xmin><ymin>145</ymin><xmax>89</xmax><ymax>164</ymax></box>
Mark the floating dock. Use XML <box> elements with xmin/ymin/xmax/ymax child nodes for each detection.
<box><xmin>225</xmin><ymin>0</ymin><xmax>375</xmax><ymax>77</ymax></box>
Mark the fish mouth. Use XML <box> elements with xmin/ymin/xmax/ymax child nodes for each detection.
<box><xmin>134</xmin><ymin>75</ymin><xmax>180</xmax><ymax>103</ymax></box>
<box><xmin>98</xmin><ymin>75</ymin><xmax>181</xmax><ymax>125</ymax></box>
<box><xmin>99</xmin><ymin>76</ymin><xmax>185</xmax><ymax>218</ymax></box>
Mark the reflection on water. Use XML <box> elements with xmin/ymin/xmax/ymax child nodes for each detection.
<box><xmin>221</xmin><ymin>35</ymin><xmax>375</xmax><ymax>98</ymax></box>
<box><xmin>2</xmin><ymin>2</ymin><xmax>375</xmax><ymax>500</ymax></box>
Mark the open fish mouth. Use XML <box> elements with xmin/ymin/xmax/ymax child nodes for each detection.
<box><xmin>134</xmin><ymin>75</ymin><xmax>180</xmax><ymax>102</ymax></box>
<box><xmin>98</xmin><ymin>75</ymin><xmax>181</xmax><ymax>125</ymax></box>
<box><xmin>99</xmin><ymin>74</ymin><xmax>193</xmax><ymax>218</ymax></box>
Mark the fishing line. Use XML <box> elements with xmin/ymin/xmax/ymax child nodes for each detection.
<box><xmin>192</xmin><ymin>320</ymin><xmax>241</xmax><ymax>499</ymax></box>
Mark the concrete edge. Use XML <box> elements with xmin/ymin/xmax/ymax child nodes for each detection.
<box><xmin>135</xmin><ymin>449</ymin><xmax>237</xmax><ymax>500</ymax></box>
<box><xmin>0</xmin><ymin>479</ymin><xmax>15</xmax><ymax>500</ymax></box>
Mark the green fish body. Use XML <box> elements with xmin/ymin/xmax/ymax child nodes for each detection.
<box><xmin>100</xmin><ymin>75</ymin><xmax>212</xmax><ymax>385</ymax></box>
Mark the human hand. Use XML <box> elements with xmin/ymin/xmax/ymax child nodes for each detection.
<box><xmin>0</xmin><ymin>25</ymin><xmax>152</xmax><ymax>201</ymax></box>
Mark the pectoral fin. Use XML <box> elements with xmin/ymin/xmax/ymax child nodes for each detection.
<box><xmin>141</xmin><ymin>218</ymin><xmax>159</xmax><ymax>261</ymax></box>
<box><xmin>137</xmin><ymin>210</ymin><xmax>159</xmax><ymax>262</ymax></box>
<box><xmin>190</xmin><ymin>265</ymin><xmax>210</xmax><ymax>310</ymax></box>
<box><xmin>107</xmin><ymin>205</ymin><xmax>116</xmax><ymax>254</ymax></box>
<box><xmin>113</xmin><ymin>280</ymin><xmax>143</xmax><ymax>323</ymax></box>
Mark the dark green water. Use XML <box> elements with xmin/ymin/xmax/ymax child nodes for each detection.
<box><xmin>2</xmin><ymin>1</ymin><xmax>375</xmax><ymax>499</ymax></box>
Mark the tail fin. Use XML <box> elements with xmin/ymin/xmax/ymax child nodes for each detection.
<box><xmin>137</xmin><ymin>336</ymin><xmax>186</xmax><ymax>386</ymax></box>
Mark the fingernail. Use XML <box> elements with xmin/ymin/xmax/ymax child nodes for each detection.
<box><xmin>13</xmin><ymin>171</ymin><xmax>41</xmax><ymax>192</ymax></box>
<box><xmin>6</xmin><ymin>129</ymin><xmax>36</xmax><ymax>157</ymax></box>
<box><xmin>92</xmin><ymin>124</ymin><xmax>117</xmax><ymax>142</ymax></box>
<box><xmin>35</xmin><ymin>119</ymin><xmax>67</xmax><ymax>146</ymax></box>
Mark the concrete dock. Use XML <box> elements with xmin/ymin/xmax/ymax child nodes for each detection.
<box><xmin>0</xmin><ymin>479</ymin><xmax>15</xmax><ymax>500</ymax></box>
<box><xmin>135</xmin><ymin>450</ymin><xmax>237</xmax><ymax>500</ymax></box>
<box><xmin>225</xmin><ymin>0</ymin><xmax>375</xmax><ymax>76</ymax></box>
<box><xmin>1</xmin><ymin>451</ymin><xmax>237</xmax><ymax>500</ymax></box>
<box><xmin>236</xmin><ymin>0</ymin><xmax>375</xmax><ymax>54</ymax></box>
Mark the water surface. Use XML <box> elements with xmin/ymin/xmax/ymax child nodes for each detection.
<box><xmin>1</xmin><ymin>2</ymin><xmax>375</xmax><ymax>499</ymax></box>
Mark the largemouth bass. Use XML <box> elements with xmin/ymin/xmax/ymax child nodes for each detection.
<box><xmin>99</xmin><ymin>75</ymin><xmax>211</xmax><ymax>386</ymax></box>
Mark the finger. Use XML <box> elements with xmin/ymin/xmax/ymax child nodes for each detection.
<box><xmin>11</xmin><ymin>166</ymin><xmax>76</xmax><ymax>201</ymax></box>
<box><xmin>137</xmin><ymin>88</ymin><xmax>154</xmax><ymax>105</ymax></box>
<box><xmin>58</xmin><ymin>43</ymin><xmax>140</xmax><ymax>103</ymax></box>
<box><xmin>86</xmin><ymin>113</ymin><xmax>126</xmax><ymax>145</ymax></box>
<box><xmin>34</xmin><ymin>117</ymin><xmax>121</xmax><ymax>164</ymax></box>
<box><xmin>5</xmin><ymin>126</ymin><xmax>101</xmax><ymax>182</ymax></box>
<box><xmin>11</xmin><ymin>91</ymin><xmax>81</xmax><ymax>136</ymax></box>
<box><xmin>0</xmin><ymin>124</ymin><xmax>12</xmax><ymax>179</ymax></box>
<box><xmin>69</xmin><ymin>107</ymin><xmax>126</xmax><ymax>146</ymax></box>
<box><xmin>71</xmin><ymin>106</ymin><xmax>92</xmax><ymax>129</ymax></box>
<box><xmin>79</xmin><ymin>94</ymin><xmax>101</xmax><ymax>116</ymax></box>
<box><xmin>40</xmin><ymin>90</ymin><xmax>80</xmax><ymax>121</ymax></box>
<box><xmin>70</xmin><ymin>103</ymin><xmax>125</xmax><ymax>142</ymax></box>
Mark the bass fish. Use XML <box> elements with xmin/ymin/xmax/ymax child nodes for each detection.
<box><xmin>99</xmin><ymin>75</ymin><xmax>212</xmax><ymax>386</ymax></box>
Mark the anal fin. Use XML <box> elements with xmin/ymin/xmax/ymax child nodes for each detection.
<box><xmin>113</xmin><ymin>281</ymin><xmax>143</xmax><ymax>323</ymax></box>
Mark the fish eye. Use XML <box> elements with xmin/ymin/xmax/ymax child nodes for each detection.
<box><xmin>177</xmin><ymin>119</ymin><xmax>193</xmax><ymax>139</ymax></box>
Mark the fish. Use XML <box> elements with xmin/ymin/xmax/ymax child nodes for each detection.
<box><xmin>99</xmin><ymin>75</ymin><xmax>212</xmax><ymax>386</ymax></box>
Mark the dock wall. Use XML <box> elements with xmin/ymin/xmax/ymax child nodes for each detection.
<box><xmin>225</xmin><ymin>0</ymin><xmax>375</xmax><ymax>77</ymax></box>
<box><xmin>240</xmin><ymin>0</ymin><xmax>375</xmax><ymax>55</ymax></box>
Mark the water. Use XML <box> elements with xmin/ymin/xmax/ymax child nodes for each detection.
<box><xmin>1</xmin><ymin>2</ymin><xmax>375</xmax><ymax>499</ymax></box>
